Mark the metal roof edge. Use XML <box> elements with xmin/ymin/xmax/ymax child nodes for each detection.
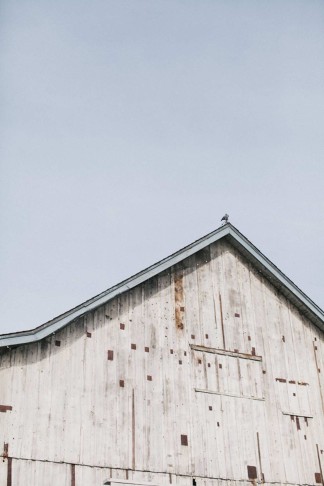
<box><xmin>227</xmin><ymin>226</ymin><xmax>324</xmax><ymax>322</ymax></box>
<box><xmin>0</xmin><ymin>224</ymin><xmax>231</xmax><ymax>347</ymax></box>
<box><xmin>1</xmin><ymin>223</ymin><xmax>323</xmax><ymax>347</ymax></box>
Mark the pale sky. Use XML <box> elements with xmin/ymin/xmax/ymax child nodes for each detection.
<box><xmin>1</xmin><ymin>0</ymin><xmax>324</xmax><ymax>334</ymax></box>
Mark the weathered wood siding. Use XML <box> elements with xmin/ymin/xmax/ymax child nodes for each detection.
<box><xmin>0</xmin><ymin>240</ymin><xmax>323</xmax><ymax>486</ymax></box>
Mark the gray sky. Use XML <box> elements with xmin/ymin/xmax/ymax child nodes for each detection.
<box><xmin>1</xmin><ymin>0</ymin><xmax>324</xmax><ymax>334</ymax></box>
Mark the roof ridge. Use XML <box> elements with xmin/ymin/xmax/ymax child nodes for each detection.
<box><xmin>1</xmin><ymin>223</ymin><xmax>323</xmax><ymax>347</ymax></box>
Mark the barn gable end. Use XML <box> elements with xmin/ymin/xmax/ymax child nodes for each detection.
<box><xmin>0</xmin><ymin>224</ymin><xmax>323</xmax><ymax>486</ymax></box>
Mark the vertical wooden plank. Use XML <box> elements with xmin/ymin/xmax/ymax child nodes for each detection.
<box><xmin>71</xmin><ymin>464</ymin><xmax>75</xmax><ymax>486</ymax></box>
<box><xmin>7</xmin><ymin>458</ymin><xmax>12</xmax><ymax>486</ymax></box>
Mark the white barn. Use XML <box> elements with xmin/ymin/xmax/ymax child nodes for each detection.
<box><xmin>0</xmin><ymin>223</ymin><xmax>323</xmax><ymax>486</ymax></box>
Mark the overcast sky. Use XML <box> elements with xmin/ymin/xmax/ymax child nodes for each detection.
<box><xmin>1</xmin><ymin>0</ymin><xmax>324</xmax><ymax>334</ymax></box>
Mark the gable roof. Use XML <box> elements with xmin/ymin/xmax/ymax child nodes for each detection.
<box><xmin>1</xmin><ymin>222</ymin><xmax>323</xmax><ymax>348</ymax></box>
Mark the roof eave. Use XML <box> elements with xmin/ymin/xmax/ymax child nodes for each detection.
<box><xmin>0</xmin><ymin>223</ymin><xmax>323</xmax><ymax>348</ymax></box>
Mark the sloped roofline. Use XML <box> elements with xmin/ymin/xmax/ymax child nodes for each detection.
<box><xmin>1</xmin><ymin>223</ymin><xmax>323</xmax><ymax>348</ymax></box>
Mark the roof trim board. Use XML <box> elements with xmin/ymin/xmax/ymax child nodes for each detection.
<box><xmin>1</xmin><ymin>223</ymin><xmax>323</xmax><ymax>348</ymax></box>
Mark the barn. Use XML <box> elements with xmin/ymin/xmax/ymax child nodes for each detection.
<box><xmin>0</xmin><ymin>223</ymin><xmax>323</xmax><ymax>486</ymax></box>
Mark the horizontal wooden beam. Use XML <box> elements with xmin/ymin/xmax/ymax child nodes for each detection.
<box><xmin>195</xmin><ymin>388</ymin><xmax>265</xmax><ymax>401</ymax></box>
<box><xmin>190</xmin><ymin>344</ymin><xmax>262</xmax><ymax>361</ymax></box>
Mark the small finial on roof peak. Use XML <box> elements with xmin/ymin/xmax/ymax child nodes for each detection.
<box><xmin>221</xmin><ymin>213</ymin><xmax>229</xmax><ymax>224</ymax></box>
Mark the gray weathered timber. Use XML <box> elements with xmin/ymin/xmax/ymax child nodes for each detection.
<box><xmin>0</xmin><ymin>232</ymin><xmax>323</xmax><ymax>486</ymax></box>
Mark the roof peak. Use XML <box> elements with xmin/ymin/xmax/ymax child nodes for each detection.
<box><xmin>1</xmin><ymin>223</ymin><xmax>323</xmax><ymax>347</ymax></box>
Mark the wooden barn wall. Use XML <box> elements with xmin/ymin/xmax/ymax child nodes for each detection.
<box><xmin>0</xmin><ymin>239</ymin><xmax>323</xmax><ymax>486</ymax></box>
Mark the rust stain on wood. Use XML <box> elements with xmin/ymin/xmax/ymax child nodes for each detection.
<box><xmin>174</xmin><ymin>273</ymin><xmax>184</xmax><ymax>330</ymax></box>
<box><xmin>7</xmin><ymin>457</ymin><xmax>12</xmax><ymax>486</ymax></box>
<box><xmin>120</xmin><ymin>323</ymin><xmax>125</xmax><ymax>330</ymax></box>
<box><xmin>180</xmin><ymin>434</ymin><xmax>188</xmax><ymax>446</ymax></box>
<box><xmin>3</xmin><ymin>443</ymin><xmax>8</xmax><ymax>459</ymax></box>
<box><xmin>247</xmin><ymin>465</ymin><xmax>257</xmax><ymax>480</ymax></box>
<box><xmin>296</xmin><ymin>417</ymin><xmax>301</xmax><ymax>430</ymax></box>
<box><xmin>0</xmin><ymin>405</ymin><xmax>12</xmax><ymax>413</ymax></box>
<box><xmin>315</xmin><ymin>473</ymin><xmax>323</xmax><ymax>484</ymax></box>
<box><xmin>71</xmin><ymin>464</ymin><xmax>75</xmax><ymax>486</ymax></box>
<box><xmin>107</xmin><ymin>350</ymin><xmax>114</xmax><ymax>361</ymax></box>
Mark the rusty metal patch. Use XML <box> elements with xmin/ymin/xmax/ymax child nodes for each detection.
<box><xmin>247</xmin><ymin>465</ymin><xmax>257</xmax><ymax>480</ymax></box>
<box><xmin>119</xmin><ymin>380</ymin><xmax>124</xmax><ymax>387</ymax></box>
<box><xmin>120</xmin><ymin>323</ymin><xmax>125</xmax><ymax>330</ymax></box>
<box><xmin>107</xmin><ymin>350</ymin><xmax>114</xmax><ymax>361</ymax></box>
<box><xmin>315</xmin><ymin>473</ymin><xmax>322</xmax><ymax>484</ymax></box>
<box><xmin>181</xmin><ymin>434</ymin><xmax>188</xmax><ymax>446</ymax></box>
<box><xmin>0</xmin><ymin>405</ymin><xmax>12</xmax><ymax>413</ymax></box>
